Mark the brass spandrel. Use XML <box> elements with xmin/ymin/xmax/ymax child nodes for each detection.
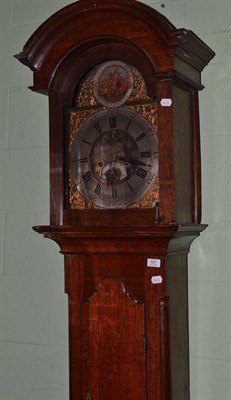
<box><xmin>77</xmin><ymin>74</ymin><xmax>97</xmax><ymax>108</ymax></box>
<box><xmin>127</xmin><ymin>103</ymin><xmax>158</xmax><ymax>132</ymax></box>
<box><xmin>69</xmin><ymin>177</ymin><xmax>94</xmax><ymax>209</ymax></box>
<box><xmin>130</xmin><ymin>175</ymin><xmax>159</xmax><ymax>208</ymax></box>
<box><xmin>129</xmin><ymin>66</ymin><xmax>148</xmax><ymax>101</ymax></box>
<box><xmin>70</xmin><ymin>109</ymin><xmax>99</xmax><ymax>146</ymax></box>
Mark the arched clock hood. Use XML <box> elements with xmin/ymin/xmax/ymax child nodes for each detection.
<box><xmin>15</xmin><ymin>0</ymin><xmax>214</xmax><ymax>94</ymax></box>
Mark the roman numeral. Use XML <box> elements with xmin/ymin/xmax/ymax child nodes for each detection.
<box><xmin>109</xmin><ymin>117</ymin><xmax>116</xmax><ymax>128</ymax></box>
<box><xmin>136</xmin><ymin>132</ymin><xmax>146</xmax><ymax>142</ymax></box>
<box><xmin>140</xmin><ymin>151</ymin><xmax>151</xmax><ymax>158</ymax></box>
<box><xmin>125</xmin><ymin>119</ymin><xmax>132</xmax><ymax>131</ymax></box>
<box><xmin>94</xmin><ymin>123</ymin><xmax>102</xmax><ymax>133</ymax></box>
<box><xmin>127</xmin><ymin>183</ymin><xmax>134</xmax><ymax>192</ymax></box>
<box><xmin>136</xmin><ymin>167</ymin><xmax>147</xmax><ymax>179</ymax></box>
<box><xmin>81</xmin><ymin>139</ymin><xmax>91</xmax><ymax>145</ymax></box>
<box><xmin>112</xmin><ymin>186</ymin><xmax>117</xmax><ymax>198</ymax></box>
<box><xmin>94</xmin><ymin>183</ymin><xmax>102</xmax><ymax>195</ymax></box>
<box><xmin>82</xmin><ymin>170</ymin><xmax>92</xmax><ymax>184</ymax></box>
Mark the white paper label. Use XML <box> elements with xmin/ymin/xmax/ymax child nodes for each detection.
<box><xmin>160</xmin><ymin>98</ymin><xmax>172</xmax><ymax>107</ymax></box>
<box><xmin>151</xmin><ymin>276</ymin><xmax>163</xmax><ymax>284</ymax></box>
<box><xmin>147</xmin><ymin>258</ymin><xmax>161</xmax><ymax>268</ymax></box>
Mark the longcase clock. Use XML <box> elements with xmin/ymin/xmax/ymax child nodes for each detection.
<box><xmin>15</xmin><ymin>1</ymin><xmax>215</xmax><ymax>399</ymax></box>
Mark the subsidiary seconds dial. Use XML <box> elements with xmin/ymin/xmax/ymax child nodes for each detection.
<box><xmin>70</xmin><ymin>107</ymin><xmax>158</xmax><ymax>208</ymax></box>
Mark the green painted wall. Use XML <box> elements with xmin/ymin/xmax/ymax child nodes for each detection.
<box><xmin>0</xmin><ymin>1</ymin><xmax>230</xmax><ymax>399</ymax></box>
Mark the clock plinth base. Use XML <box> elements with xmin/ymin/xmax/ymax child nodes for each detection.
<box><xmin>33</xmin><ymin>223</ymin><xmax>206</xmax><ymax>400</ymax></box>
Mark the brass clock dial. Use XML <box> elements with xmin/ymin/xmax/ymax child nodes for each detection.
<box><xmin>70</xmin><ymin>107</ymin><xmax>158</xmax><ymax>208</ymax></box>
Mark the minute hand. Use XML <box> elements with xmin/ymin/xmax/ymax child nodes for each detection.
<box><xmin>119</xmin><ymin>155</ymin><xmax>151</xmax><ymax>167</ymax></box>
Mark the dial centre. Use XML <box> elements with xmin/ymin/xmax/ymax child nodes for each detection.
<box><xmin>89</xmin><ymin>129</ymin><xmax>139</xmax><ymax>186</ymax></box>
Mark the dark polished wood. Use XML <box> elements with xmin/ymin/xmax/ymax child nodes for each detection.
<box><xmin>33</xmin><ymin>223</ymin><xmax>207</xmax><ymax>400</ymax></box>
<box><xmin>16</xmin><ymin>1</ymin><xmax>214</xmax><ymax>399</ymax></box>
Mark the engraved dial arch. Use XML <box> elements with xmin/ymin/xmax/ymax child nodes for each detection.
<box><xmin>93</xmin><ymin>60</ymin><xmax>134</xmax><ymax>107</ymax></box>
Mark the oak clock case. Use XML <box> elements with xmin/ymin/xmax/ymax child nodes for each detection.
<box><xmin>15</xmin><ymin>1</ymin><xmax>215</xmax><ymax>400</ymax></box>
<box><xmin>68</xmin><ymin>61</ymin><xmax>159</xmax><ymax>210</ymax></box>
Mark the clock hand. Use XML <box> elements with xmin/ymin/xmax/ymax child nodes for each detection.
<box><xmin>118</xmin><ymin>155</ymin><xmax>151</xmax><ymax>167</ymax></box>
